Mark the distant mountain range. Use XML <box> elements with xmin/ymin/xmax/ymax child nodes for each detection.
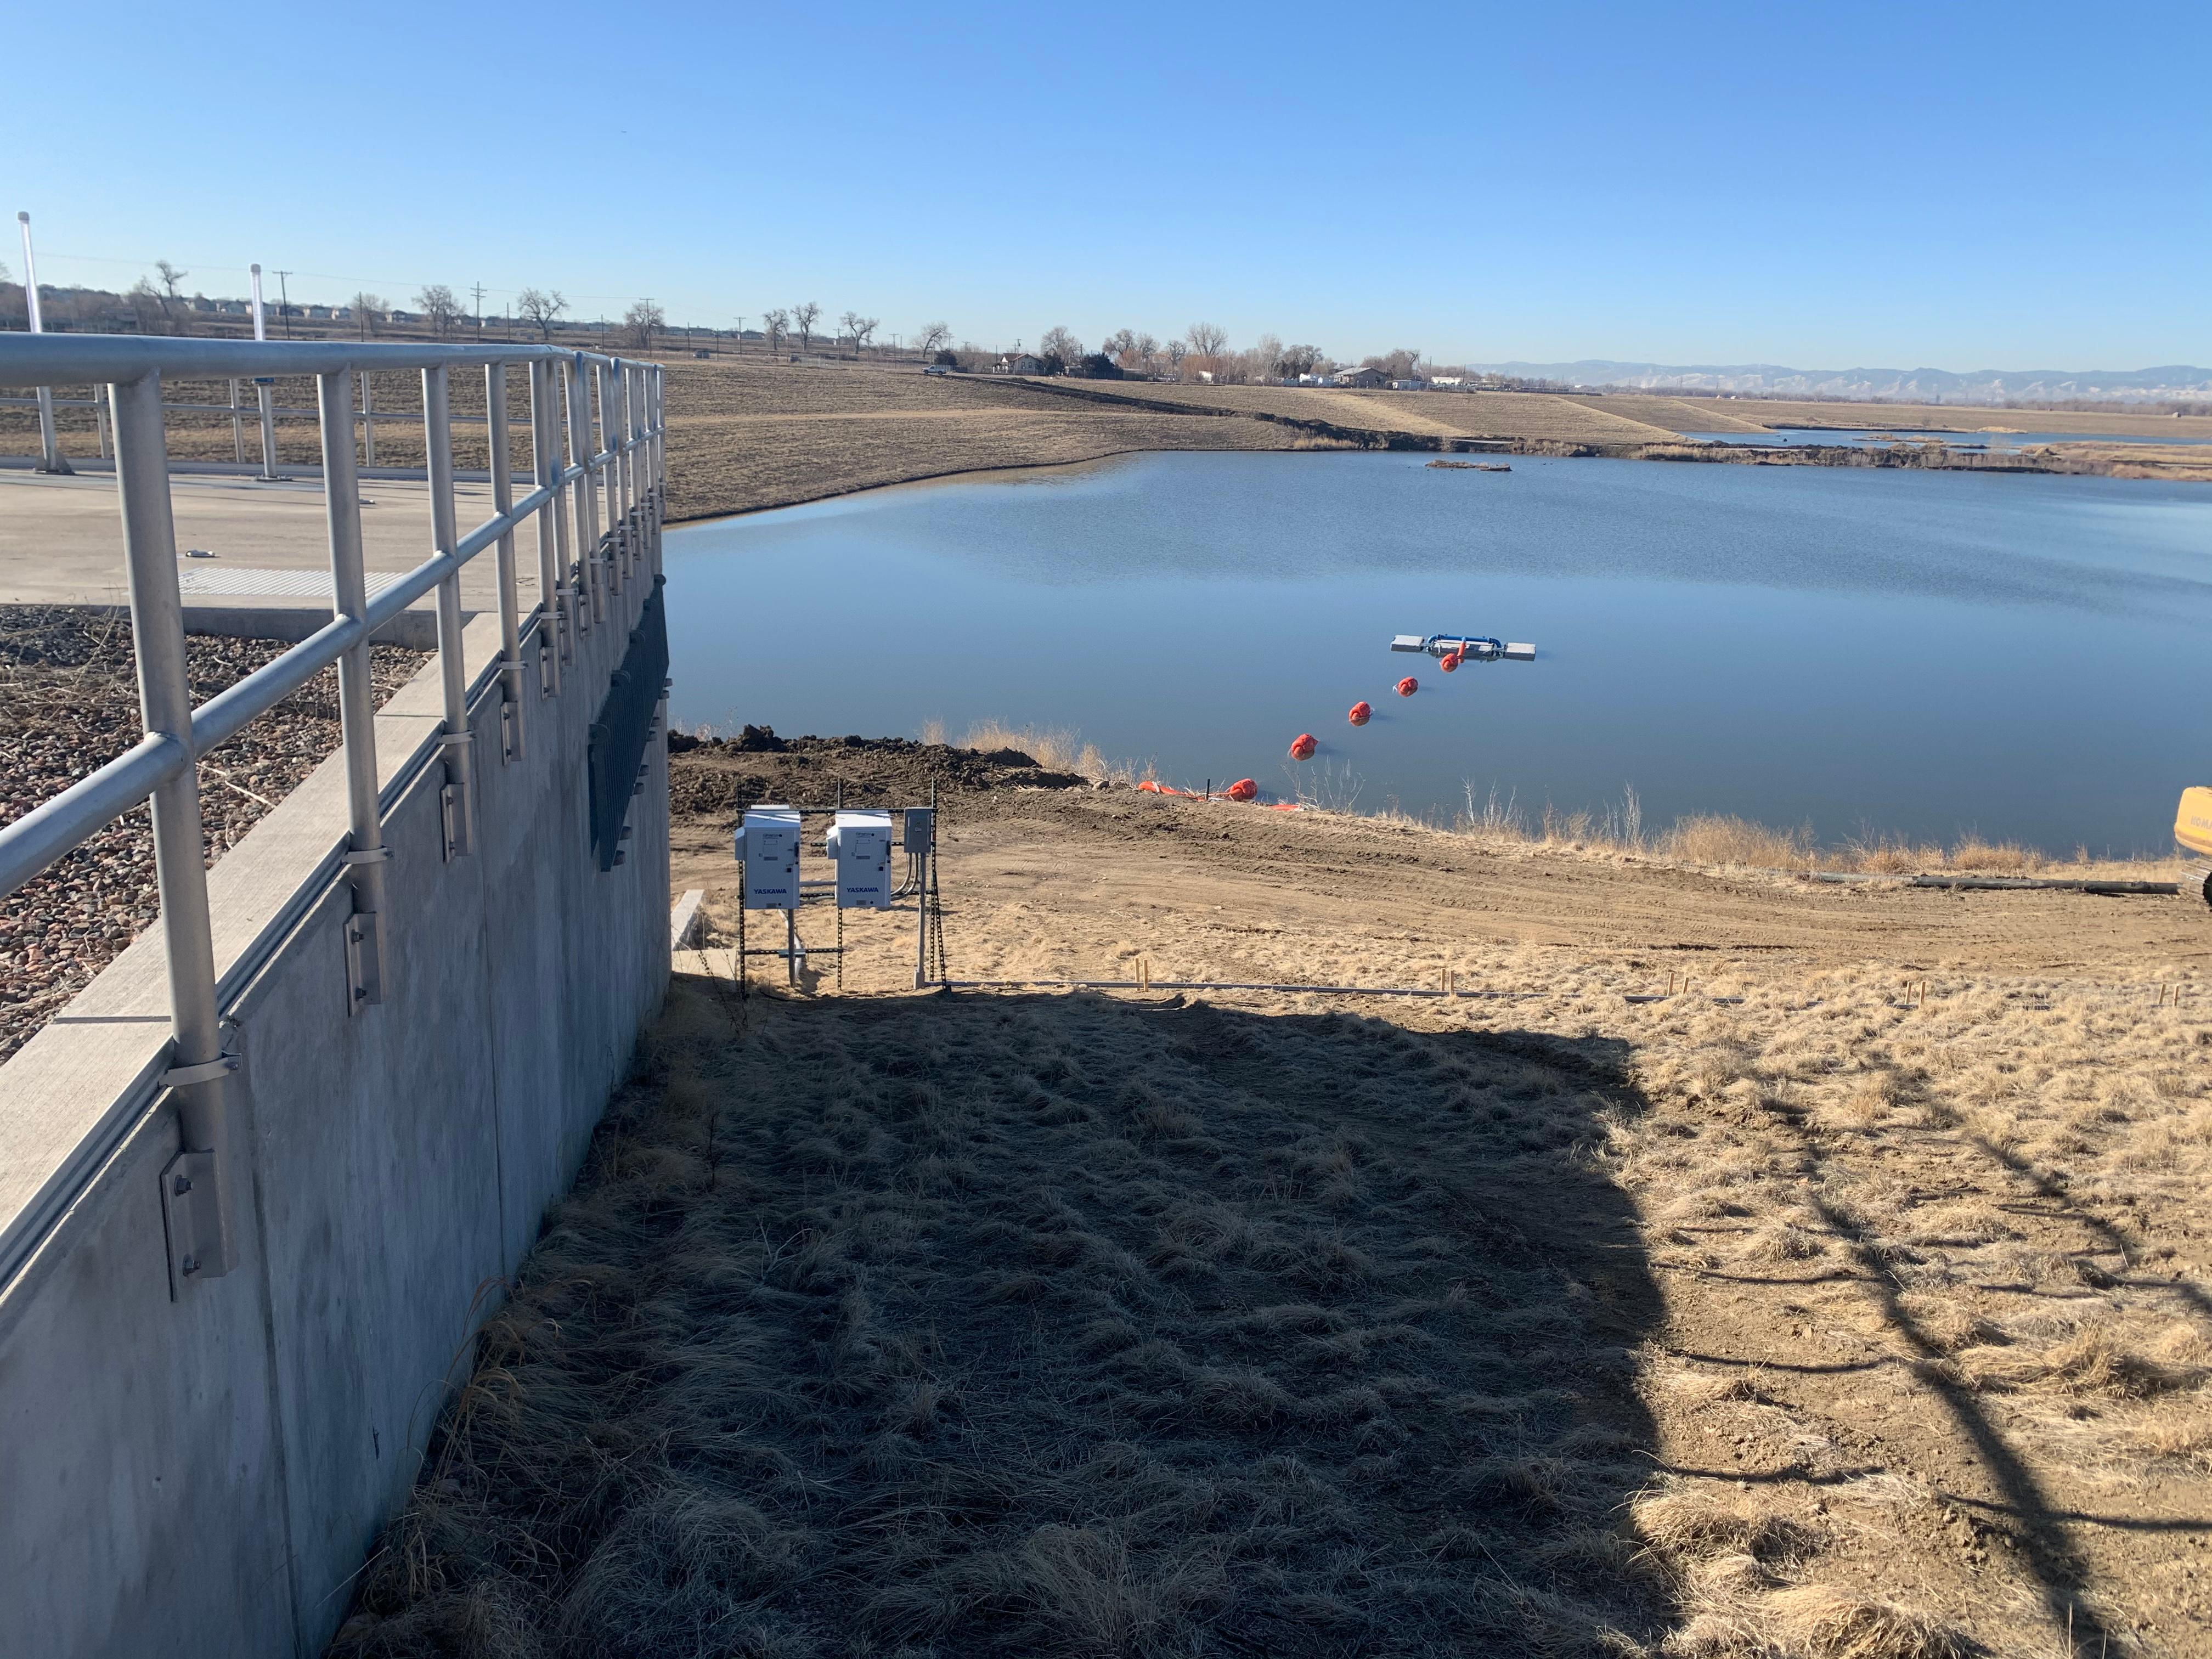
<box><xmin>1464</xmin><ymin>360</ymin><xmax>2212</xmax><ymax>405</ymax></box>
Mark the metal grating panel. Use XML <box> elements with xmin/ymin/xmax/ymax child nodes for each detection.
<box><xmin>175</xmin><ymin>565</ymin><xmax>407</xmax><ymax>599</ymax></box>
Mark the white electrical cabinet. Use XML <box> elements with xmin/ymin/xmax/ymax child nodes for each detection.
<box><xmin>825</xmin><ymin>809</ymin><xmax>894</xmax><ymax>909</ymax></box>
<box><xmin>733</xmin><ymin>805</ymin><xmax>801</xmax><ymax>909</ymax></box>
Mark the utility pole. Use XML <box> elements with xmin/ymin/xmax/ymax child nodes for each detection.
<box><xmin>249</xmin><ymin>264</ymin><xmax>281</xmax><ymax>479</ymax></box>
<box><xmin>274</xmin><ymin>268</ymin><xmax>294</xmax><ymax>337</ymax></box>
<box><xmin>15</xmin><ymin>211</ymin><xmax>71</xmax><ymax>474</ymax></box>
<box><xmin>471</xmin><ymin>280</ymin><xmax>485</xmax><ymax>336</ymax></box>
<box><xmin>734</xmin><ymin>315</ymin><xmax>746</xmax><ymax>357</ymax></box>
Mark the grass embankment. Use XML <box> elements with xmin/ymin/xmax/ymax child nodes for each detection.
<box><xmin>336</xmin><ymin>736</ymin><xmax>2211</xmax><ymax>1656</ymax></box>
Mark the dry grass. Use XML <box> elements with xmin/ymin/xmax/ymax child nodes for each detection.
<box><xmin>331</xmin><ymin>985</ymin><xmax>1671</xmax><ymax>1656</ymax></box>
<box><xmin>955</xmin><ymin>719</ymin><xmax>1135</xmax><ymax>786</ymax></box>
<box><xmin>1441</xmin><ymin>789</ymin><xmax>2164</xmax><ymax>879</ymax></box>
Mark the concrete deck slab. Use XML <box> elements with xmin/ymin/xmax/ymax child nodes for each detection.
<box><xmin>0</xmin><ymin>470</ymin><xmax>538</xmax><ymax>612</ymax></box>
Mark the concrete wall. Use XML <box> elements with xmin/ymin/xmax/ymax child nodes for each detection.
<box><xmin>0</xmin><ymin>566</ymin><xmax>670</xmax><ymax>1656</ymax></box>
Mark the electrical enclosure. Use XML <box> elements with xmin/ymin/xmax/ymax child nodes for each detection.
<box><xmin>733</xmin><ymin>805</ymin><xmax>801</xmax><ymax>909</ymax></box>
<box><xmin>825</xmin><ymin>809</ymin><xmax>894</xmax><ymax>909</ymax></box>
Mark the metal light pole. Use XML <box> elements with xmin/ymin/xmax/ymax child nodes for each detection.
<box><xmin>15</xmin><ymin>212</ymin><xmax>71</xmax><ymax>475</ymax></box>
<box><xmin>248</xmin><ymin>264</ymin><xmax>279</xmax><ymax>478</ymax></box>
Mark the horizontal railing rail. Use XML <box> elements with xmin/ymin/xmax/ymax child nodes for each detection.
<box><xmin>0</xmin><ymin>331</ymin><xmax>666</xmax><ymax>1295</ymax></box>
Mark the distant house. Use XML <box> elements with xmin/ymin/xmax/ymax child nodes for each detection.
<box><xmin>995</xmin><ymin>352</ymin><xmax>1045</xmax><ymax>375</ymax></box>
<box><xmin>1429</xmin><ymin>375</ymin><xmax>1464</xmax><ymax>387</ymax></box>
<box><xmin>1334</xmin><ymin>365</ymin><xmax>1387</xmax><ymax>389</ymax></box>
<box><xmin>1391</xmin><ymin>377</ymin><xmax>1428</xmax><ymax>391</ymax></box>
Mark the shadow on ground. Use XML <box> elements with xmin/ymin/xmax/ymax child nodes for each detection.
<box><xmin>333</xmin><ymin>983</ymin><xmax>1670</xmax><ymax>1657</ymax></box>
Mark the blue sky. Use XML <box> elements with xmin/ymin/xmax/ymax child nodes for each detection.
<box><xmin>12</xmin><ymin>1</ymin><xmax>2208</xmax><ymax>369</ymax></box>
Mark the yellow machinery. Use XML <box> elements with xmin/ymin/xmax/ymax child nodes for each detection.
<box><xmin>2178</xmin><ymin>786</ymin><xmax>2212</xmax><ymax>907</ymax></box>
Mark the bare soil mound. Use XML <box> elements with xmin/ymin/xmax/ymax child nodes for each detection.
<box><xmin>668</xmin><ymin>729</ymin><xmax>1092</xmax><ymax>821</ymax></box>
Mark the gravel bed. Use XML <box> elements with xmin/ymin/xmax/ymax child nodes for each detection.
<box><xmin>1</xmin><ymin>606</ymin><xmax>428</xmax><ymax>1066</ymax></box>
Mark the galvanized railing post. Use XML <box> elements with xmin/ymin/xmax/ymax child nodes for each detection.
<box><xmin>566</xmin><ymin>356</ymin><xmax>603</xmax><ymax>627</ymax></box>
<box><xmin>627</xmin><ymin>362</ymin><xmax>645</xmax><ymax>580</ymax></box>
<box><xmin>650</xmin><ymin>366</ymin><xmax>665</xmax><ymax>573</ymax></box>
<box><xmin>422</xmin><ymin>367</ymin><xmax>475</xmax><ymax>857</ymax></box>
<box><xmin>228</xmin><ymin>377</ymin><xmax>246</xmax><ymax>465</ymax></box>
<box><xmin>486</xmin><ymin>364</ymin><xmax>524</xmax><ymax>761</ymax></box>
<box><xmin>528</xmin><ymin>359</ymin><xmax>567</xmax><ymax>687</ymax></box>
<box><xmin>316</xmin><ymin>367</ymin><xmax>388</xmax><ymax>1009</ymax></box>
<box><xmin>112</xmin><ymin>370</ymin><xmax>239</xmax><ymax>1286</ymax></box>
<box><xmin>594</xmin><ymin>360</ymin><xmax>623</xmax><ymax>598</ymax></box>
<box><xmin>359</xmin><ymin>371</ymin><xmax>376</xmax><ymax>468</ymax></box>
<box><xmin>617</xmin><ymin>362</ymin><xmax>637</xmax><ymax>586</ymax></box>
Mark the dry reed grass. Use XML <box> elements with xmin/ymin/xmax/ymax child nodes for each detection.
<box><xmin>954</xmin><ymin>719</ymin><xmax>1138</xmax><ymax>785</ymax></box>
<box><xmin>1444</xmin><ymin>784</ymin><xmax>2168</xmax><ymax>878</ymax></box>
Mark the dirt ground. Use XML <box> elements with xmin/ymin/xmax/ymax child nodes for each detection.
<box><xmin>335</xmin><ymin>742</ymin><xmax>2212</xmax><ymax>1658</ymax></box>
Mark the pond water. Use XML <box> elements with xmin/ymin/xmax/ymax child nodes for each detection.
<box><xmin>663</xmin><ymin>450</ymin><xmax>2212</xmax><ymax>856</ymax></box>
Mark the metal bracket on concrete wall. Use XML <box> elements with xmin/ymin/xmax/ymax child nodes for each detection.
<box><xmin>500</xmin><ymin>698</ymin><xmax>521</xmax><ymax>764</ymax></box>
<box><xmin>344</xmin><ymin>911</ymin><xmax>386</xmax><ymax>1012</ymax></box>
<box><xmin>539</xmin><ymin>636</ymin><xmax>557</xmax><ymax>698</ymax></box>
<box><xmin>159</xmin><ymin>1149</ymin><xmax>222</xmax><ymax>1300</ymax></box>
<box><xmin>441</xmin><ymin>785</ymin><xmax>464</xmax><ymax>862</ymax></box>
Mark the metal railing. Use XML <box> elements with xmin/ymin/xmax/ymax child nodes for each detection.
<box><xmin>0</xmin><ymin>333</ymin><xmax>665</xmax><ymax>1288</ymax></box>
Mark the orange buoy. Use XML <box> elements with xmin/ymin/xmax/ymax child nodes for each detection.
<box><xmin>1396</xmin><ymin>676</ymin><xmax>1419</xmax><ymax>697</ymax></box>
<box><xmin>1440</xmin><ymin>650</ymin><xmax>1462</xmax><ymax>672</ymax></box>
<box><xmin>1347</xmin><ymin>700</ymin><xmax>1372</xmax><ymax>726</ymax></box>
<box><xmin>1225</xmin><ymin>777</ymin><xmax>1258</xmax><ymax>802</ymax></box>
<box><xmin>1289</xmin><ymin>732</ymin><xmax>1318</xmax><ymax>760</ymax></box>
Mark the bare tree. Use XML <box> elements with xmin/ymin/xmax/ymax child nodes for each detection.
<box><xmin>916</xmin><ymin>320</ymin><xmax>951</xmax><ymax>356</ymax></box>
<box><xmin>1038</xmin><ymin>325</ymin><xmax>1082</xmax><ymax>370</ymax></box>
<box><xmin>1132</xmin><ymin>332</ymin><xmax>1161</xmax><ymax>376</ymax></box>
<box><xmin>126</xmin><ymin>278</ymin><xmax>165</xmax><ymax>333</ymax></box>
<box><xmin>516</xmin><ymin>287</ymin><xmax>568</xmax><ymax>341</ymax></box>
<box><xmin>763</xmin><ymin>307</ymin><xmax>789</xmax><ymax>355</ymax></box>
<box><xmin>1186</xmin><ymin>321</ymin><xmax>1228</xmax><ymax>360</ymax></box>
<box><xmin>839</xmin><ymin>311</ymin><xmax>879</xmax><ymax>357</ymax></box>
<box><xmin>151</xmin><ymin>260</ymin><xmax>189</xmax><ymax>331</ymax></box>
<box><xmin>352</xmin><ymin>292</ymin><xmax>386</xmax><ymax>340</ymax></box>
<box><xmin>1165</xmin><ymin>339</ymin><xmax>1189</xmax><ymax>377</ymax></box>
<box><xmin>624</xmin><ymin>298</ymin><xmax>665</xmax><ymax>349</ymax></box>
<box><xmin>1276</xmin><ymin>343</ymin><xmax>1322</xmax><ymax>378</ymax></box>
<box><xmin>792</xmin><ymin>301</ymin><xmax>820</xmax><ymax>350</ymax></box>
<box><xmin>415</xmin><ymin>284</ymin><xmax>460</xmax><ymax>337</ymax></box>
